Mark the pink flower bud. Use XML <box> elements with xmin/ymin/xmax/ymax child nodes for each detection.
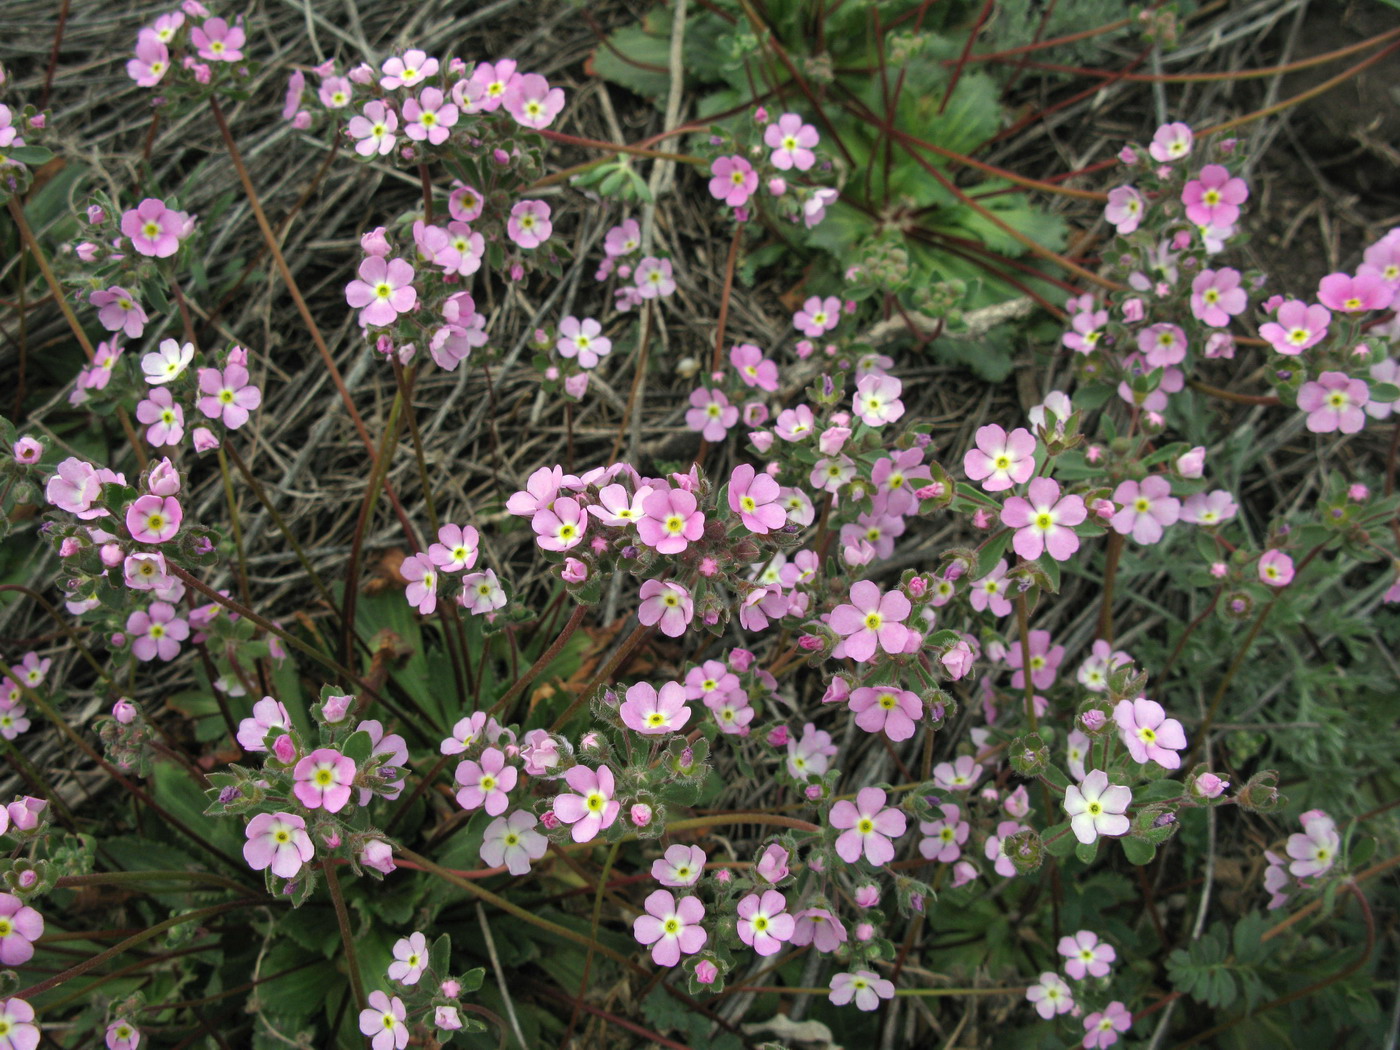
<box><xmin>109</xmin><ymin>632</ymin><xmax>126</xmax><ymax>648</ymax></box>
<box><xmin>564</xmin><ymin>373</ymin><xmax>589</xmax><ymax>399</ymax></box>
<box><xmin>756</xmin><ymin>844</ymin><xmax>790</xmax><ymax>883</ymax></box>
<box><xmin>100</xmin><ymin>543</ymin><xmax>124</xmax><ymax>568</ymax></box>
<box><xmin>1210</xmin><ymin>561</ymin><xmax>1228</xmax><ymax>578</ymax></box>
<box><xmin>768</xmin><ymin>177</ymin><xmax>786</xmax><ymax>196</ymax></box>
<box><xmin>7</xmin><ymin>797</ymin><xmax>47</xmax><ymax>831</ymax></box>
<box><xmin>855</xmin><ymin>922</ymin><xmax>875</xmax><ymax>942</ymax></box>
<box><xmin>694</xmin><ymin>959</ymin><xmax>718</xmax><ymax>984</ymax></box>
<box><xmin>766</xmin><ymin>725</ymin><xmax>790</xmax><ymax>747</ymax></box>
<box><xmin>1122</xmin><ymin>297</ymin><xmax>1145</xmax><ymax>322</ymax></box>
<box><xmin>59</xmin><ymin>538</ymin><xmax>81</xmax><ymax>558</ymax></box>
<box><xmin>321</xmin><ymin>694</ymin><xmax>353</xmax><ymax>723</ymax></box>
<box><xmin>360</xmin><ymin>227</ymin><xmax>391</xmax><ymax>257</ymax></box>
<box><xmin>561</xmin><ymin>557</ymin><xmax>588</xmax><ymax>584</ymax></box>
<box><xmin>579</xmin><ymin>731</ymin><xmax>601</xmax><ymax>751</ymax></box>
<box><xmin>1176</xmin><ymin>446</ymin><xmax>1205</xmax><ymax>478</ymax></box>
<box><xmin>193</xmin><ymin>428</ymin><xmax>220</xmax><ymax>452</ymax></box>
<box><xmin>435</xmin><ymin>1007</ymin><xmax>462</xmax><ymax>1031</ymax></box>
<box><xmin>540</xmin><ymin>810</ymin><xmax>561</xmax><ymax>830</ymax></box>
<box><xmin>440</xmin><ymin>979</ymin><xmax>461</xmax><ymax>998</ymax></box>
<box><xmin>630</xmin><ymin>804</ymin><xmax>653</xmax><ymax>827</ymax></box>
<box><xmin>698</xmin><ymin>556</ymin><xmax>720</xmax><ymax>578</ymax></box>
<box><xmin>712</xmin><ymin>868</ymin><xmax>732</xmax><ymax>883</ymax></box>
<box><xmin>1086</xmin><ymin>444</ymin><xmax>1104</xmax><ymax>463</ymax></box>
<box><xmin>728</xmin><ymin>648</ymin><xmax>755</xmax><ymax>672</ymax></box>
<box><xmin>271</xmin><ymin>734</ymin><xmax>297</xmax><ymax>764</ymax></box>
<box><xmin>1348</xmin><ymin>484</ymin><xmax>1369</xmax><ymax>501</ymax></box>
<box><xmin>16</xmin><ymin>870</ymin><xmax>37</xmax><ymax>890</ymax></box>
<box><xmin>358</xmin><ymin>839</ymin><xmax>396</xmax><ymax>874</ymax></box>
<box><xmin>818</xmin><ymin>426</ymin><xmax>850</xmax><ymax>455</ymax></box>
<box><xmin>907</xmin><ymin>576</ymin><xmax>927</xmax><ymax>598</ymax></box>
<box><xmin>1093</xmin><ymin>498</ymin><xmax>1116</xmax><ymax>522</ymax></box>
<box><xmin>75</xmin><ymin>242</ymin><xmax>100</xmax><ymax>262</ymax></box>
<box><xmin>941</xmin><ymin>639</ymin><xmax>975</xmax><ymax>680</ymax></box>
<box><xmin>1081</xmin><ymin>708</ymin><xmax>1108</xmax><ymax>732</ymax></box>
<box><xmin>1118</xmin><ymin>146</ymin><xmax>1138</xmax><ymax>165</ymax></box>
<box><xmin>323</xmin><ymin>829</ymin><xmax>342</xmax><ymax>848</ymax></box>
<box><xmin>347</xmin><ymin>62</ymin><xmax>374</xmax><ymax>85</ymax></box>
<box><xmin>1004</xmin><ymin>784</ymin><xmax>1030</xmax><ymax>818</ymax></box>
<box><xmin>753</xmin><ymin>106</ymin><xmax>768</xmax><ymax>122</ymax></box>
<box><xmin>112</xmin><ymin>699</ymin><xmax>137</xmax><ymax>724</ymax></box>
<box><xmin>750</xmin><ymin>431</ymin><xmax>774</xmax><ymax>454</ymax></box>
<box><xmin>952</xmin><ymin>861</ymin><xmax>977</xmax><ymax>887</ymax></box>
<box><xmin>854</xmin><ymin>884</ymin><xmax>879</xmax><ymax>908</ymax></box>
<box><xmin>148</xmin><ymin>456</ymin><xmax>182</xmax><ymax>496</ymax></box>
<box><xmin>1192</xmin><ymin>772</ymin><xmax>1228</xmax><ymax>799</ymax></box>
<box><xmin>804</xmin><ymin>784</ymin><xmax>823</xmax><ymax>801</ymax></box>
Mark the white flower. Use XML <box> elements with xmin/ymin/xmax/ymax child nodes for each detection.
<box><xmin>141</xmin><ymin>338</ymin><xmax>194</xmax><ymax>385</ymax></box>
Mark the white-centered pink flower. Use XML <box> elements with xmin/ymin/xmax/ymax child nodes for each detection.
<box><xmin>243</xmin><ymin>811</ymin><xmax>314</xmax><ymax>878</ymax></box>
<box><xmin>552</xmin><ymin>764</ymin><xmax>620</xmax><ymax>843</ymax></box>
<box><xmin>964</xmin><ymin>424</ymin><xmax>1036</xmax><ymax>491</ymax></box>
<box><xmin>829</xmin><ymin>787</ymin><xmax>906</xmax><ymax>865</ymax></box>
<box><xmin>633</xmin><ymin>890</ymin><xmax>707</xmax><ymax>966</ymax></box>
<box><xmin>1064</xmin><ymin>770</ymin><xmax>1131</xmax><ymax>844</ymax></box>
<box><xmin>346</xmin><ymin>256</ymin><xmax>417</xmax><ymax>327</ymax></box>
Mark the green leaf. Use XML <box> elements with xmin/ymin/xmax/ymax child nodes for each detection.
<box><xmin>591</xmin><ymin>20</ymin><xmax>672</xmax><ymax>102</ymax></box>
<box><xmin>1074</xmin><ymin>838</ymin><xmax>1099</xmax><ymax>865</ymax></box>
<box><xmin>341</xmin><ymin>730</ymin><xmax>373</xmax><ymax>766</ymax></box>
<box><xmin>7</xmin><ymin>145</ymin><xmax>54</xmax><ymax>166</ymax></box>
<box><xmin>975</xmin><ymin>528</ymin><xmax>1014</xmax><ymax>579</ymax></box>
<box><xmin>1120</xmin><ymin>836</ymin><xmax>1156</xmax><ymax>865</ymax></box>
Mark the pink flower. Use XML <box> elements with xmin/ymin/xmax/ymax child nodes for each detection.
<box><xmin>197</xmin><ymin>361</ymin><xmax>262</xmax><ymax>428</ymax></box>
<box><xmin>504</xmin><ymin>73</ymin><xmax>565</xmax><ymax>129</ymax></box>
<box><xmin>121</xmin><ymin>198</ymin><xmax>184</xmax><ymax>258</ymax></box>
<box><xmin>1027</xmin><ymin>971</ymin><xmax>1074</xmax><ymax>1019</ymax></box>
<box><xmin>918</xmin><ymin>803</ymin><xmax>968</xmax><ymax>863</ymax></box>
<box><xmin>652</xmin><ymin>844</ymin><xmax>706</xmax><ymax>887</ymax></box>
<box><xmin>637</xmin><ymin>580</ymin><xmax>694</xmax><ymax>639</ymax></box>
<box><xmin>1006</xmin><ymin>629</ymin><xmax>1064</xmax><ymax>690</ymax></box>
<box><xmin>1137</xmin><ymin>323</ymin><xmax>1187</xmax><ymax>368</ymax></box>
<box><xmin>134</xmin><ymin>388</ymin><xmax>184</xmax><ymax>447</ymax></box>
<box><xmin>428</xmin><ymin>523</ymin><xmax>479</xmax><ymax>572</ymax></box>
<box><xmin>243</xmin><ymin>812</ymin><xmax>314</xmax><ymax>878</ymax></box>
<box><xmin>852</xmin><ymin>373</ymin><xmax>903</xmax><ymax>426</ymax></box>
<box><xmin>636</xmin><ymin>487</ymin><xmax>704</xmax><ymax>554</ymax></box>
<box><xmin>1064</xmin><ymin>770</ymin><xmax>1131</xmax><ymax>844</ymax></box>
<box><xmin>292</xmin><ymin>748</ymin><xmax>357</xmax><ymax>813</ymax></box>
<box><xmin>1104</xmin><ymin>186</ymin><xmax>1144</xmax><ymax>234</ymax></box>
<box><xmin>387</xmin><ymin>931</ymin><xmax>428</xmax><ymax>985</ymax></box>
<box><xmin>1317</xmin><ymin>271</ymin><xmax>1394</xmax><ymax>314</ymax></box>
<box><xmin>532</xmin><ymin>496</ymin><xmax>587</xmax><ymax>552</ymax></box>
<box><xmin>1000</xmin><ymin>477</ymin><xmax>1087</xmax><ymax>561</ymax></box>
<box><xmin>620</xmin><ymin>680</ymin><xmax>691</xmax><ymax>734</ymax></box>
<box><xmin>1296</xmin><ymin>371</ymin><xmax>1368</xmax><ymax>434</ymax></box>
<box><xmin>829</xmin><ymin>787</ymin><xmax>906</xmax><ymax>865</ymax></box>
<box><xmin>829</xmin><ymin>580</ymin><xmax>911</xmax><ymax>663</ymax></box>
<box><xmin>633</xmin><ymin>890</ymin><xmax>707</xmax><ymax>966</ymax></box>
<box><xmin>349</xmin><ymin>256</ymin><xmax>418</xmax><ymax>329</ymax></box>
<box><xmin>1182</xmin><ymin>164</ymin><xmax>1247</xmax><ymax>227</ymax></box>
<box><xmin>1148</xmin><ymin>121</ymin><xmax>1193</xmax><ymax>162</ymax></box>
<box><xmin>191</xmin><ymin>16</ymin><xmax>244</xmax><ymax>61</ymax></box>
<box><xmin>764</xmin><ymin>113</ymin><xmax>818</xmax><ymax>171</ymax></box>
<box><xmin>454</xmin><ymin>746</ymin><xmax>517</xmax><ymax>815</ymax></box>
<box><xmin>1059</xmin><ymin>929</ymin><xmax>1117</xmax><ymax>980</ymax></box>
<box><xmin>106</xmin><ymin>1019</ymin><xmax>140</xmax><ymax>1050</ymax></box>
<box><xmin>1062</xmin><ymin>308</ymin><xmax>1108</xmax><ymax>354</ymax></box>
<box><xmin>1111</xmin><ymin>476</ymin><xmax>1179</xmax><ymax>544</ymax></box>
<box><xmin>1181</xmin><ymin>489</ymin><xmax>1237</xmax><ymax>526</ymax></box>
<box><xmin>126</xmin><ymin>494</ymin><xmax>182</xmax><ymax>543</ymax></box>
<box><xmin>237</xmin><ymin>696</ymin><xmax>292</xmax><ymax>751</ymax></box>
<box><xmin>634</xmin><ymin>256</ymin><xmax>675</xmax><ymax>298</ymax></box>
<box><xmin>1083</xmin><ymin>1001</ymin><xmax>1133</xmax><ymax>1049</ymax></box>
<box><xmin>358</xmin><ymin>990</ymin><xmax>408</xmax><ymax>1050</ymax></box>
<box><xmin>963</xmin><ymin>424</ymin><xmax>1036</xmax><ymax>492</ymax></box>
<box><xmin>400</xmin><ymin>553</ymin><xmax>438</xmax><ymax>614</ymax></box>
<box><xmin>736</xmin><ymin>889</ymin><xmax>795</xmax><ymax>956</ymax></box>
<box><xmin>458</xmin><ymin>568</ymin><xmax>506</xmax><ymax>614</ymax></box>
<box><xmin>348</xmin><ymin>100</ymin><xmax>399</xmax><ymax>156</ymax></box>
<box><xmin>1114</xmin><ymin>697</ymin><xmax>1186</xmax><ymax>769</ymax></box>
<box><xmin>402</xmin><ymin>87</ymin><xmax>458</xmax><ymax>144</ymax></box>
<box><xmin>557</xmin><ymin>316</ymin><xmax>611</xmax><ymax>368</ymax></box>
<box><xmin>91</xmin><ymin>286</ymin><xmax>148</xmax><ymax>338</ymax></box>
<box><xmin>0</xmin><ymin>893</ymin><xmax>42</xmax><ymax>966</ymax></box>
<box><xmin>1286</xmin><ymin>810</ymin><xmax>1339</xmax><ymax>878</ymax></box>
<box><xmin>127</xmin><ymin>31</ymin><xmax>171</xmax><ymax>86</ymax></box>
<box><xmin>794</xmin><ymin>295</ymin><xmax>841</xmax><ymax>337</ymax></box>
<box><xmin>727</xmin><ymin>463</ymin><xmax>785</xmax><ymax>533</ymax></box>
<box><xmin>480</xmin><ymin>810</ymin><xmax>548</xmax><ymax>875</ymax></box>
<box><xmin>709</xmin><ymin>155</ymin><xmax>758</xmax><ymax>207</ymax></box>
<box><xmin>380</xmin><ymin>49</ymin><xmax>438</xmax><ymax>90</ymax></box>
<box><xmin>970</xmin><ymin>560</ymin><xmax>1012</xmax><ymax>617</ymax></box>
<box><xmin>848</xmin><ymin>686</ymin><xmax>920</xmax><ymax>741</ymax></box>
<box><xmin>685</xmin><ymin>387</ymin><xmax>739</xmax><ymax>441</ymax></box>
<box><xmin>933</xmin><ymin>753</ymin><xmax>983</xmax><ymax>791</ymax></box>
<box><xmin>828</xmin><ymin>969</ymin><xmax>894</xmax><ymax>1011</ymax></box>
<box><xmin>1259</xmin><ymin>300</ymin><xmax>1330</xmax><ymax>355</ymax></box>
<box><xmin>507</xmin><ymin>200</ymin><xmax>552</xmax><ymax>249</ymax></box>
<box><xmin>729</xmin><ymin>343</ymin><xmax>779</xmax><ymax>391</ymax></box>
<box><xmin>1257</xmin><ymin>549</ymin><xmax>1295</xmax><ymax>587</ymax></box>
<box><xmin>552</xmin><ymin>764</ymin><xmax>620</xmax><ymax>843</ymax></box>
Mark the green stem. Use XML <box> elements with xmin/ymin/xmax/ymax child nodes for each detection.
<box><xmin>1098</xmin><ymin>531</ymin><xmax>1124</xmax><ymax>645</ymax></box>
<box><xmin>490</xmin><ymin>603</ymin><xmax>589</xmax><ymax>719</ymax></box>
<box><xmin>323</xmin><ymin>858</ymin><xmax>366</xmax><ymax>1011</ymax></box>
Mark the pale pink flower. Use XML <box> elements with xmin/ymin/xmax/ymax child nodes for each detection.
<box><xmin>191</xmin><ymin>16</ymin><xmax>243</xmax><ymax>61</ymax></box>
<box><xmin>829</xmin><ymin>580</ymin><xmax>910</xmax><ymax>663</ymax></box>
<box><xmin>125</xmin><ymin>493</ymin><xmax>181</xmax><ymax>544</ymax></box>
<box><xmin>728</xmin><ymin>463</ymin><xmax>785</xmax><ymax>533</ymax></box>
<box><xmin>803</xmin><ymin>186</ymin><xmax>838</xmax><ymax>228</ymax></box>
<box><xmin>620</xmin><ymin>680</ymin><xmax>691</xmax><ymax>734</ymax></box>
<box><xmin>765</xmin><ymin>113</ymin><xmax>819</xmax><ymax>171</ymax></box>
<box><xmin>1192</xmin><ymin>270</ymin><xmax>1246</xmax><ymax>328</ymax></box>
<box><xmin>556</xmin><ymin>316</ymin><xmax>611</xmax><ymax>368</ymax></box>
<box><xmin>134</xmin><ymin>388</ymin><xmax>183</xmax><ymax>447</ymax></box>
<box><xmin>1148</xmin><ymin>122</ymin><xmax>1192</xmax><ymax>162</ymax></box>
<box><xmin>1257</xmin><ymin>549</ymin><xmax>1294</xmax><ymax>587</ymax></box>
<box><xmin>634</xmin><ymin>256</ymin><xmax>675</xmax><ymax>298</ymax></box>
<box><xmin>532</xmin><ymin>496</ymin><xmax>587</xmax><ymax>552</ymax></box>
<box><xmin>126</xmin><ymin>602</ymin><xmax>189</xmax><ymax>662</ymax></box>
<box><xmin>480</xmin><ymin>810</ymin><xmax>547</xmax><ymax>875</ymax></box>
<box><xmin>794</xmin><ymin>295</ymin><xmax>841</xmax><ymax>337</ymax></box>
<box><xmin>319</xmin><ymin>76</ymin><xmax>353</xmax><ymax>108</ymax></box>
<box><xmin>1103</xmin><ymin>186</ymin><xmax>1144</xmax><ymax>234</ymax></box>
<box><xmin>346</xmin><ymin>256</ymin><xmax>417</xmax><ymax>327</ymax></box>
<box><xmin>736</xmin><ymin>889</ymin><xmax>795</xmax><ymax>956</ymax></box>
<box><xmin>121</xmin><ymin>198</ymin><xmax>184</xmax><ymax>258</ymax></box>
<box><xmin>1001</xmin><ymin>477</ymin><xmax>1087</xmax><ymax>561</ymax></box>
<box><xmin>1006</xmin><ymin>628</ymin><xmax>1064</xmax><ymax>690</ymax></box>
<box><xmin>1114</xmin><ymin>697</ymin><xmax>1186</xmax><ymax>769</ymax></box>
<box><xmin>709</xmin><ymin>155</ymin><xmax>758</xmax><ymax>207</ymax></box>
<box><xmin>1296</xmin><ymin>371</ymin><xmax>1368</xmax><ymax>434</ymax></box>
<box><xmin>358</xmin><ymin>990</ymin><xmax>408</xmax><ymax>1050</ymax></box>
<box><xmin>292</xmin><ymin>748</ymin><xmax>356</xmax><ymax>813</ymax></box>
<box><xmin>852</xmin><ymin>373</ymin><xmax>903</xmax><ymax>426</ymax></box>
<box><xmin>458</xmin><ymin>568</ymin><xmax>506</xmax><ymax>614</ymax></box>
<box><xmin>127</xmin><ymin>31</ymin><xmax>171</xmax><ymax>87</ymax></box>
<box><xmin>1286</xmin><ymin>810</ymin><xmax>1339</xmax><ymax>878</ymax></box>
<box><xmin>1083</xmin><ymin>1001</ymin><xmax>1133</xmax><ymax>1049</ymax></box>
<box><xmin>454</xmin><ymin>746</ymin><xmax>517</xmax><ymax>815</ymax></box>
<box><xmin>1026</xmin><ymin>971</ymin><xmax>1075</xmax><ymax>1019</ymax></box>
<box><xmin>849</xmin><ymin>685</ymin><xmax>920</xmax><ymax>741</ymax></box>
<box><xmin>1111</xmin><ymin>476</ymin><xmax>1179</xmax><ymax>544</ymax></box>
<box><xmin>1059</xmin><ymin>929</ymin><xmax>1117</xmax><ymax>980</ymax></box>
<box><xmin>964</xmin><ymin>424</ymin><xmax>1036</xmax><ymax>491</ymax></box>
<box><xmin>1182</xmin><ymin>164</ymin><xmax>1247</xmax><ymax>227</ymax></box>
<box><xmin>829</xmin><ymin>787</ymin><xmax>906</xmax><ymax>865</ymax></box>
<box><xmin>1317</xmin><ymin>271</ymin><xmax>1394</xmax><ymax>314</ymax></box>
<box><xmin>1062</xmin><ymin>308</ymin><xmax>1108</xmax><ymax>353</ymax></box>
<box><xmin>1137</xmin><ymin>323</ymin><xmax>1187</xmax><ymax>368</ymax></box>
<box><xmin>637</xmin><ymin>487</ymin><xmax>704</xmax><ymax>554</ymax></box>
<box><xmin>380</xmin><ymin>50</ymin><xmax>438</xmax><ymax>90</ymax></box>
<box><xmin>237</xmin><ymin>696</ymin><xmax>291</xmax><ymax>751</ymax></box>
<box><xmin>932</xmin><ymin>754</ymin><xmax>983</xmax><ymax>791</ymax></box>
<box><xmin>197</xmin><ymin>361</ymin><xmax>261</xmax><ymax>428</ymax></box>
<box><xmin>243</xmin><ymin>812</ymin><xmax>314</xmax><ymax>878</ymax></box>
<box><xmin>428</xmin><ymin>524</ymin><xmax>478</xmax><ymax>573</ymax></box>
<box><xmin>918</xmin><ymin>803</ymin><xmax>968</xmax><ymax>863</ymax></box>
<box><xmin>729</xmin><ymin>343</ymin><xmax>779</xmax><ymax>391</ymax></box>
<box><xmin>402</xmin><ymin>87</ymin><xmax>458</xmax><ymax>144</ymax></box>
<box><xmin>105</xmin><ymin>1019</ymin><xmax>140</xmax><ymax>1050</ymax></box>
<box><xmin>637</xmin><ymin>580</ymin><xmax>693</xmax><ymax>639</ymax></box>
<box><xmin>828</xmin><ymin>969</ymin><xmax>894</xmax><ymax>1011</ymax></box>
<box><xmin>1064</xmin><ymin>770</ymin><xmax>1131</xmax><ymax>844</ymax></box>
<box><xmin>387</xmin><ymin>932</ymin><xmax>428</xmax><ymax>985</ymax></box>
<box><xmin>461</xmin><ymin>59</ymin><xmax>518</xmax><ymax>112</ymax></box>
<box><xmin>348</xmin><ymin>101</ymin><xmax>399</xmax><ymax>157</ymax></box>
<box><xmin>1259</xmin><ymin>300</ymin><xmax>1330</xmax><ymax>355</ymax></box>
<box><xmin>553</xmin><ymin>764</ymin><xmax>620</xmax><ymax>843</ymax></box>
<box><xmin>633</xmin><ymin>890</ymin><xmax>707</xmax><ymax>966</ymax></box>
<box><xmin>504</xmin><ymin>73</ymin><xmax>565</xmax><ymax>129</ymax></box>
<box><xmin>970</xmin><ymin>559</ymin><xmax>1012</xmax><ymax>617</ymax></box>
<box><xmin>685</xmin><ymin>387</ymin><xmax>739</xmax><ymax>440</ymax></box>
<box><xmin>507</xmin><ymin>200</ymin><xmax>551</xmax><ymax>249</ymax></box>
<box><xmin>0</xmin><ymin>893</ymin><xmax>42</xmax><ymax>966</ymax></box>
<box><xmin>1181</xmin><ymin>489</ymin><xmax>1237</xmax><ymax>526</ymax></box>
<box><xmin>91</xmin><ymin>286</ymin><xmax>148</xmax><ymax>338</ymax></box>
<box><xmin>0</xmin><ymin>998</ymin><xmax>38</xmax><ymax>1050</ymax></box>
<box><xmin>652</xmin><ymin>844</ymin><xmax>706</xmax><ymax>887</ymax></box>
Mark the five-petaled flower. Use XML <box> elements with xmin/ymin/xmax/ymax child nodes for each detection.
<box><xmin>633</xmin><ymin>890</ymin><xmax>707</xmax><ymax>966</ymax></box>
<box><xmin>829</xmin><ymin>787</ymin><xmax>906</xmax><ymax>865</ymax></box>
<box><xmin>1064</xmin><ymin>770</ymin><xmax>1132</xmax><ymax>844</ymax></box>
<box><xmin>243</xmin><ymin>811</ymin><xmax>314</xmax><ymax>878</ymax></box>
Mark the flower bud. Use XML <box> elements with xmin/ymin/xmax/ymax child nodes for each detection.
<box><xmin>1176</xmin><ymin>446</ymin><xmax>1205</xmax><ymax>479</ymax></box>
<box><xmin>854</xmin><ymin>884</ymin><xmax>879</xmax><ymax>908</ymax></box>
<box><xmin>271</xmin><ymin>734</ymin><xmax>297</xmax><ymax>765</ymax></box>
<box><xmin>756</xmin><ymin>844</ymin><xmax>790</xmax><ymax>884</ymax></box>
<box><xmin>1008</xmin><ymin>733</ymin><xmax>1049</xmax><ymax>777</ymax></box>
<box><xmin>1004</xmin><ymin>828</ymin><xmax>1044</xmax><ymax>874</ymax></box>
<box><xmin>435</xmin><ymin>1007</ymin><xmax>462</xmax><ymax>1031</ymax></box>
<box><xmin>113</xmin><ymin>699</ymin><xmax>137</xmax><ymax>724</ymax></box>
<box><xmin>1190</xmin><ymin>771</ymin><xmax>1229</xmax><ymax>799</ymax></box>
<box><xmin>694</xmin><ymin>959</ymin><xmax>718</xmax><ymax>984</ymax></box>
<box><xmin>630</xmin><ymin>803</ymin><xmax>653</xmax><ymax>827</ymax></box>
